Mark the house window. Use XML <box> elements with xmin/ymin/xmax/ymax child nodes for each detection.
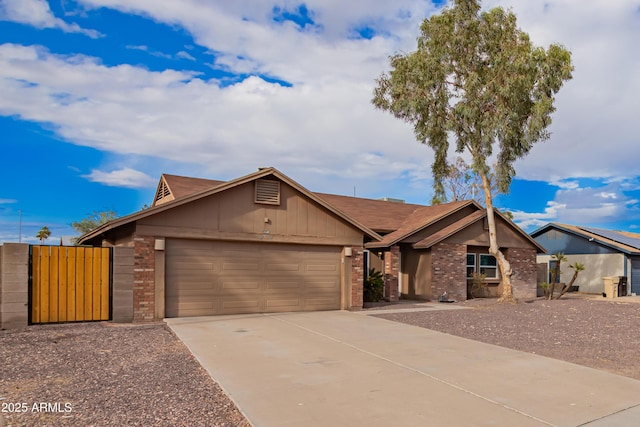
<box><xmin>479</xmin><ymin>254</ymin><xmax>498</xmax><ymax>279</ymax></box>
<box><xmin>255</xmin><ymin>179</ymin><xmax>280</xmax><ymax>205</ymax></box>
<box><xmin>466</xmin><ymin>253</ymin><xmax>476</xmax><ymax>278</ymax></box>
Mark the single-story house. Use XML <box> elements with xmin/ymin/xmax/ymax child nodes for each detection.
<box><xmin>79</xmin><ymin>167</ymin><xmax>542</xmax><ymax>321</ymax></box>
<box><xmin>531</xmin><ymin>223</ymin><xmax>640</xmax><ymax>295</ymax></box>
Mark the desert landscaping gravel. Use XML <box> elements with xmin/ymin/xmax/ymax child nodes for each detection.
<box><xmin>2</xmin><ymin>295</ymin><xmax>639</xmax><ymax>426</ymax></box>
<box><xmin>372</xmin><ymin>296</ymin><xmax>640</xmax><ymax>380</ymax></box>
<box><xmin>0</xmin><ymin>322</ymin><xmax>250</xmax><ymax>427</ymax></box>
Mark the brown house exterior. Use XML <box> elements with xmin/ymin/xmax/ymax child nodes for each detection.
<box><xmin>79</xmin><ymin>167</ymin><xmax>542</xmax><ymax>321</ymax></box>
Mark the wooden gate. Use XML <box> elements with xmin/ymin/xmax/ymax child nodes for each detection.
<box><xmin>30</xmin><ymin>246</ymin><xmax>111</xmax><ymax>323</ymax></box>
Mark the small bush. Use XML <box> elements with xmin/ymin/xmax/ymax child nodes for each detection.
<box><xmin>364</xmin><ymin>268</ymin><xmax>384</xmax><ymax>302</ymax></box>
<box><xmin>469</xmin><ymin>272</ymin><xmax>488</xmax><ymax>298</ymax></box>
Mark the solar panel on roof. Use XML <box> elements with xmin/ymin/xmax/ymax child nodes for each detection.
<box><xmin>580</xmin><ymin>226</ymin><xmax>640</xmax><ymax>250</ymax></box>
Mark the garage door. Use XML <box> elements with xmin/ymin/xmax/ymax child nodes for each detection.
<box><xmin>631</xmin><ymin>257</ymin><xmax>640</xmax><ymax>295</ymax></box>
<box><xmin>165</xmin><ymin>239</ymin><xmax>342</xmax><ymax>317</ymax></box>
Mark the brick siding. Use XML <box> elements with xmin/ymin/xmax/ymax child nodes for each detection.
<box><xmin>431</xmin><ymin>242</ymin><xmax>467</xmax><ymax>301</ymax></box>
<box><xmin>133</xmin><ymin>235</ymin><xmax>155</xmax><ymax>322</ymax></box>
<box><xmin>384</xmin><ymin>246</ymin><xmax>400</xmax><ymax>302</ymax></box>
<box><xmin>350</xmin><ymin>246</ymin><xmax>364</xmax><ymax>309</ymax></box>
<box><xmin>506</xmin><ymin>247</ymin><xmax>537</xmax><ymax>299</ymax></box>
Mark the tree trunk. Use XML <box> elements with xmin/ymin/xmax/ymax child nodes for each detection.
<box><xmin>481</xmin><ymin>174</ymin><xmax>515</xmax><ymax>303</ymax></box>
<box><xmin>555</xmin><ymin>271</ymin><xmax>578</xmax><ymax>299</ymax></box>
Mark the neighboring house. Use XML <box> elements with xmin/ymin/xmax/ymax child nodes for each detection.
<box><xmin>531</xmin><ymin>223</ymin><xmax>640</xmax><ymax>295</ymax></box>
<box><xmin>79</xmin><ymin>167</ymin><xmax>542</xmax><ymax>321</ymax></box>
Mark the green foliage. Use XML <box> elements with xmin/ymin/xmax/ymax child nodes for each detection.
<box><xmin>364</xmin><ymin>268</ymin><xmax>384</xmax><ymax>303</ymax></box>
<box><xmin>469</xmin><ymin>272</ymin><xmax>488</xmax><ymax>298</ymax></box>
<box><xmin>548</xmin><ymin>252</ymin><xmax>568</xmax><ymax>299</ymax></box>
<box><xmin>372</xmin><ymin>0</ymin><xmax>573</xmax><ymax>302</ymax></box>
<box><xmin>71</xmin><ymin>210</ymin><xmax>118</xmax><ymax>244</ymax></box>
<box><xmin>540</xmin><ymin>282</ymin><xmax>551</xmax><ymax>299</ymax></box>
<box><xmin>501</xmin><ymin>210</ymin><xmax>514</xmax><ymax>220</ymax></box>
<box><xmin>372</xmin><ymin>0</ymin><xmax>573</xmax><ymax>202</ymax></box>
<box><xmin>35</xmin><ymin>226</ymin><xmax>51</xmax><ymax>244</ymax></box>
<box><xmin>71</xmin><ymin>210</ymin><xmax>118</xmax><ymax>236</ymax></box>
<box><xmin>438</xmin><ymin>156</ymin><xmax>498</xmax><ymax>205</ymax></box>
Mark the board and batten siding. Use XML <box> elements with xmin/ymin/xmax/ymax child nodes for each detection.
<box><xmin>137</xmin><ymin>181</ymin><xmax>362</xmax><ymax>245</ymax></box>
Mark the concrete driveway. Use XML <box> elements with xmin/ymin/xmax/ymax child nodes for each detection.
<box><xmin>166</xmin><ymin>311</ymin><xmax>640</xmax><ymax>427</ymax></box>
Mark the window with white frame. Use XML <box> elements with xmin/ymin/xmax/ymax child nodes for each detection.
<box><xmin>479</xmin><ymin>254</ymin><xmax>498</xmax><ymax>279</ymax></box>
<box><xmin>466</xmin><ymin>253</ymin><xmax>476</xmax><ymax>278</ymax></box>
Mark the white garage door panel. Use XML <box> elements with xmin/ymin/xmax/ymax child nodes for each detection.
<box><xmin>166</xmin><ymin>240</ymin><xmax>341</xmax><ymax>317</ymax></box>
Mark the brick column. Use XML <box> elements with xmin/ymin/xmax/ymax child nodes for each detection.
<box><xmin>506</xmin><ymin>247</ymin><xmax>537</xmax><ymax>300</ymax></box>
<box><xmin>431</xmin><ymin>242</ymin><xmax>467</xmax><ymax>301</ymax></box>
<box><xmin>133</xmin><ymin>235</ymin><xmax>155</xmax><ymax>322</ymax></box>
<box><xmin>384</xmin><ymin>246</ymin><xmax>400</xmax><ymax>302</ymax></box>
<box><xmin>350</xmin><ymin>246</ymin><xmax>364</xmax><ymax>309</ymax></box>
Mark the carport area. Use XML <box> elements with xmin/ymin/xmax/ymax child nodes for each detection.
<box><xmin>167</xmin><ymin>311</ymin><xmax>640</xmax><ymax>427</ymax></box>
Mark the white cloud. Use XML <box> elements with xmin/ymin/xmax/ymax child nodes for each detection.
<box><xmin>0</xmin><ymin>0</ymin><xmax>638</xmax><ymax>223</ymax></box>
<box><xmin>0</xmin><ymin>42</ymin><xmax>425</xmax><ymax>192</ymax></box>
<box><xmin>0</xmin><ymin>198</ymin><xmax>17</xmax><ymax>204</ymax></box>
<box><xmin>83</xmin><ymin>168</ymin><xmax>156</xmax><ymax>188</ymax></box>
<box><xmin>511</xmin><ymin>180</ymin><xmax>640</xmax><ymax>231</ymax></box>
<box><xmin>0</xmin><ymin>0</ymin><xmax>102</xmax><ymax>38</ymax></box>
<box><xmin>511</xmin><ymin>201</ymin><xmax>566</xmax><ymax>231</ymax></box>
<box><xmin>483</xmin><ymin>0</ymin><xmax>640</xmax><ymax>183</ymax></box>
<box><xmin>176</xmin><ymin>50</ymin><xmax>195</xmax><ymax>61</ymax></box>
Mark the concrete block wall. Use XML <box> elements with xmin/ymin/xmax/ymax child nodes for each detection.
<box><xmin>112</xmin><ymin>247</ymin><xmax>134</xmax><ymax>322</ymax></box>
<box><xmin>0</xmin><ymin>244</ymin><xmax>29</xmax><ymax>329</ymax></box>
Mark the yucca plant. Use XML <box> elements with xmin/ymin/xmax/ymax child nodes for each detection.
<box><xmin>555</xmin><ymin>262</ymin><xmax>585</xmax><ymax>299</ymax></box>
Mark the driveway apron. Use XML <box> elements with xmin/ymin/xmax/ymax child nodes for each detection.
<box><xmin>166</xmin><ymin>311</ymin><xmax>640</xmax><ymax>427</ymax></box>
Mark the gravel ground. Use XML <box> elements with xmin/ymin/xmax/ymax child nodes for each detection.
<box><xmin>0</xmin><ymin>322</ymin><xmax>250</xmax><ymax>427</ymax></box>
<box><xmin>372</xmin><ymin>295</ymin><xmax>640</xmax><ymax>380</ymax></box>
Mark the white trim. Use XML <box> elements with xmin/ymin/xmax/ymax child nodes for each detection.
<box><xmin>479</xmin><ymin>253</ymin><xmax>498</xmax><ymax>279</ymax></box>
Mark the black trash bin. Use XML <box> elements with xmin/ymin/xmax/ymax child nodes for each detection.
<box><xmin>618</xmin><ymin>276</ymin><xmax>628</xmax><ymax>297</ymax></box>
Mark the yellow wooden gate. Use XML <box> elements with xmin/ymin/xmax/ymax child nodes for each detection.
<box><xmin>31</xmin><ymin>246</ymin><xmax>111</xmax><ymax>323</ymax></box>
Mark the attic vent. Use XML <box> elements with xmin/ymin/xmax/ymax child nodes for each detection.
<box><xmin>155</xmin><ymin>179</ymin><xmax>171</xmax><ymax>202</ymax></box>
<box><xmin>255</xmin><ymin>179</ymin><xmax>280</xmax><ymax>205</ymax></box>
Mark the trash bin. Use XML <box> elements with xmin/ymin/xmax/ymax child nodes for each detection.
<box><xmin>603</xmin><ymin>276</ymin><xmax>620</xmax><ymax>298</ymax></box>
<box><xmin>618</xmin><ymin>276</ymin><xmax>628</xmax><ymax>297</ymax></box>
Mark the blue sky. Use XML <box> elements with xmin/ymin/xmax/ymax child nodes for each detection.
<box><xmin>1</xmin><ymin>0</ymin><xmax>639</xmax><ymax>245</ymax></box>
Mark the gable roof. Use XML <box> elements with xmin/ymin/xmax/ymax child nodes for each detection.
<box><xmin>365</xmin><ymin>200</ymin><xmax>478</xmax><ymax>248</ymax></box>
<box><xmin>78</xmin><ymin>167</ymin><xmax>382</xmax><ymax>244</ymax></box>
<box><xmin>411</xmin><ymin>210</ymin><xmax>546</xmax><ymax>252</ymax></box>
<box><xmin>315</xmin><ymin>193</ymin><xmax>433</xmax><ymax>234</ymax></box>
<box><xmin>153</xmin><ymin>174</ymin><xmax>225</xmax><ymax>206</ymax></box>
<box><xmin>412</xmin><ymin>210</ymin><xmax>486</xmax><ymax>249</ymax></box>
<box><xmin>530</xmin><ymin>222</ymin><xmax>640</xmax><ymax>255</ymax></box>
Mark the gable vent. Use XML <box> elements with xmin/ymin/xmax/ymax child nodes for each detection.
<box><xmin>155</xmin><ymin>179</ymin><xmax>171</xmax><ymax>202</ymax></box>
<box><xmin>255</xmin><ymin>179</ymin><xmax>280</xmax><ymax>205</ymax></box>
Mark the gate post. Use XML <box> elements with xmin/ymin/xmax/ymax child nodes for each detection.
<box><xmin>0</xmin><ymin>243</ymin><xmax>30</xmax><ymax>329</ymax></box>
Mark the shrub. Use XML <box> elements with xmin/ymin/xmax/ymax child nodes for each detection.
<box><xmin>364</xmin><ymin>268</ymin><xmax>384</xmax><ymax>302</ymax></box>
<box><xmin>469</xmin><ymin>272</ymin><xmax>488</xmax><ymax>298</ymax></box>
